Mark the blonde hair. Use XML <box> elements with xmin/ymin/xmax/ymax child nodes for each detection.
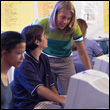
<box><xmin>49</xmin><ymin>1</ymin><xmax>77</xmax><ymax>35</ymax></box>
<box><xmin>72</xmin><ymin>18</ymin><xmax>88</xmax><ymax>51</ymax></box>
<box><xmin>77</xmin><ymin>18</ymin><xmax>88</xmax><ymax>38</ymax></box>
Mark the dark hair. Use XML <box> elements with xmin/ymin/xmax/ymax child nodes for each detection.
<box><xmin>1</xmin><ymin>31</ymin><xmax>25</xmax><ymax>52</ymax></box>
<box><xmin>21</xmin><ymin>25</ymin><xmax>44</xmax><ymax>52</ymax></box>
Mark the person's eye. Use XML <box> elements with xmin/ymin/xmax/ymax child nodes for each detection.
<box><xmin>61</xmin><ymin>16</ymin><xmax>65</xmax><ymax>20</ymax></box>
<box><xmin>67</xmin><ymin>17</ymin><xmax>71</xmax><ymax>21</ymax></box>
<box><xmin>17</xmin><ymin>53</ymin><xmax>22</xmax><ymax>55</ymax></box>
<box><xmin>17</xmin><ymin>51</ymin><xmax>24</xmax><ymax>55</ymax></box>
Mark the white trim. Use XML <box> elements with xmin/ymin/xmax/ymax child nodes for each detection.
<box><xmin>31</xmin><ymin>84</ymin><xmax>44</xmax><ymax>96</ymax></box>
<box><xmin>74</xmin><ymin>36</ymin><xmax>83</xmax><ymax>42</ymax></box>
<box><xmin>25</xmin><ymin>52</ymin><xmax>39</xmax><ymax>64</ymax></box>
<box><xmin>50</xmin><ymin>83</ymin><xmax>55</xmax><ymax>86</ymax></box>
<box><xmin>41</xmin><ymin>51</ymin><xmax>73</xmax><ymax>58</ymax></box>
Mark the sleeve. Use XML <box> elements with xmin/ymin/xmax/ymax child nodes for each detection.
<box><xmin>92</xmin><ymin>41</ymin><xmax>103</xmax><ymax>56</ymax></box>
<box><xmin>17</xmin><ymin>62</ymin><xmax>44</xmax><ymax>96</ymax></box>
<box><xmin>33</xmin><ymin>18</ymin><xmax>43</xmax><ymax>25</ymax></box>
<box><xmin>72</xmin><ymin>24</ymin><xmax>83</xmax><ymax>43</ymax></box>
<box><xmin>32</xmin><ymin>17</ymin><xmax>48</xmax><ymax>26</ymax></box>
<box><xmin>31</xmin><ymin>18</ymin><xmax>43</xmax><ymax>26</ymax></box>
<box><xmin>31</xmin><ymin>19</ymin><xmax>38</xmax><ymax>25</ymax></box>
<box><xmin>32</xmin><ymin>17</ymin><xmax>49</xmax><ymax>34</ymax></box>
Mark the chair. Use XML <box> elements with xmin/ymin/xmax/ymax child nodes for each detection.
<box><xmin>7</xmin><ymin>80</ymin><xmax>15</xmax><ymax>109</ymax></box>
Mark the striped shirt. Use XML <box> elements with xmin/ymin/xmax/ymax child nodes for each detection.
<box><xmin>32</xmin><ymin>16</ymin><xmax>83</xmax><ymax>57</ymax></box>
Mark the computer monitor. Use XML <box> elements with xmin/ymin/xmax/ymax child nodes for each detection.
<box><xmin>64</xmin><ymin>69</ymin><xmax>109</xmax><ymax>109</ymax></box>
<box><xmin>93</xmin><ymin>55</ymin><xmax>109</xmax><ymax>76</ymax></box>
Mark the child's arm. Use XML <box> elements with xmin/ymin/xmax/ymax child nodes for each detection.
<box><xmin>36</xmin><ymin>85</ymin><xmax>65</xmax><ymax>105</ymax></box>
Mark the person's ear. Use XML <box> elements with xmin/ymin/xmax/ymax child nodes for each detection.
<box><xmin>2</xmin><ymin>50</ymin><xmax>8</xmax><ymax>58</ymax></box>
<box><xmin>35</xmin><ymin>40</ymin><xmax>39</xmax><ymax>45</ymax></box>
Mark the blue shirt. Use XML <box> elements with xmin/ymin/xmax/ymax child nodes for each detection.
<box><xmin>72</xmin><ymin>38</ymin><xmax>103</xmax><ymax>73</ymax></box>
<box><xmin>13</xmin><ymin>52</ymin><xmax>54</xmax><ymax>109</ymax></box>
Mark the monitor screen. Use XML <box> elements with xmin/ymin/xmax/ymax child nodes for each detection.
<box><xmin>64</xmin><ymin>69</ymin><xmax>109</xmax><ymax>109</ymax></box>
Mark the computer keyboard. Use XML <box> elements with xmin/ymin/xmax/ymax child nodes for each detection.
<box><xmin>34</xmin><ymin>101</ymin><xmax>62</xmax><ymax>109</ymax></box>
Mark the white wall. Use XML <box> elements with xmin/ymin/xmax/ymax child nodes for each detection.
<box><xmin>8</xmin><ymin>66</ymin><xmax>15</xmax><ymax>83</ymax></box>
<box><xmin>74</xmin><ymin>1</ymin><xmax>109</xmax><ymax>39</ymax></box>
<box><xmin>33</xmin><ymin>1</ymin><xmax>38</xmax><ymax>21</ymax></box>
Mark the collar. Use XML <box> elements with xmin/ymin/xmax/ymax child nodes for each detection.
<box><xmin>25</xmin><ymin>52</ymin><xmax>39</xmax><ymax>64</ymax></box>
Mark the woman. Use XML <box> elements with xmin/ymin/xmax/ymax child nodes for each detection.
<box><xmin>13</xmin><ymin>25</ymin><xmax>65</xmax><ymax>109</ymax></box>
<box><xmin>32</xmin><ymin>1</ymin><xmax>92</xmax><ymax>95</ymax></box>
<box><xmin>1</xmin><ymin>31</ymin><xmax>26</xmax><ymax>109</ymax></box>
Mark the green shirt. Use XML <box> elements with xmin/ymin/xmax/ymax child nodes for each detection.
<box><xmin>32</xmin><ymin>17</ymin><xmax>83</xmax><ymax>57</ymax></box>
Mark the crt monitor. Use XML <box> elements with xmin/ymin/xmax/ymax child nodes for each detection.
<box><xmin>64</xmin><ymin>69</ymin><xmax>109</xmax><ymax>109</ymax></box>
<box><xmin>93</xmin><ymin>55</ymin><xmax>109</xmax><ymax>76</ymax></box>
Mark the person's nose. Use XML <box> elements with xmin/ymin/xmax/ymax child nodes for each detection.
<box><xmin>21</xmin><ymin>53</ymin><xmax>25</xmax><ymax>60</ymax></box>
<box><xmin>63</xmin><ymin>19</ymin><xmax>68</xmax><ymax>24</ymax></box>
<box><xmin>45</xmin><ymin>35</ymin><xmax>48</xmax><ymax>39</ymax></box>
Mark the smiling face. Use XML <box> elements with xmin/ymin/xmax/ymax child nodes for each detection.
<box><xmin>5</xmin><ymin>42</ymin><xmax>26</xmax><ymax>67</ymax></box>
<box><xmin>55</xmin><ymin>10</ymin><xmax>72</xmax><ymax>30</ymax></box>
